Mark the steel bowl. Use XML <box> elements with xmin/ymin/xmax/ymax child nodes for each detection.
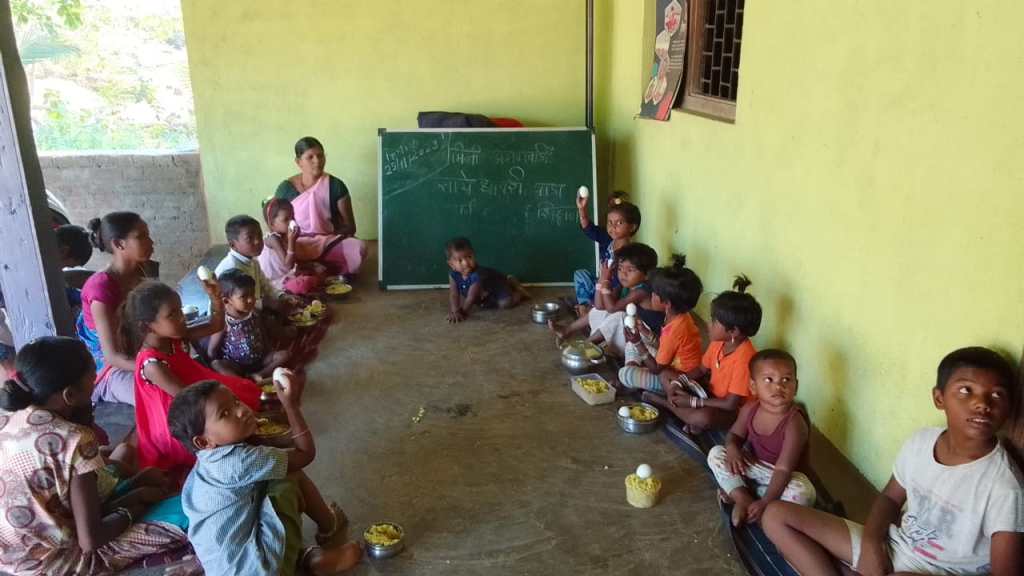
<box><xmin>560</xmin><ymin>340</ymin><xmax>606</xmax><ymax>374</ymax></box>
<box><xmin>365</xmin><ymin>522</ymin><xmax>405</xmax><ymax>559</ymax></box>
<box><xmin>617</xmin><ymin>402</ymin><xmax>662</xmax><ymax>434</ymax></box>
<box><xmin>531</xmin><ymin>301</ymin><xmax>561</xmax><ymax>324</ymax></box>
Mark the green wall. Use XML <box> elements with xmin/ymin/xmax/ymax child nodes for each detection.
<box><xmin>595</xmin><ymin>0</ymin><xmax>1024</xmax><ymax>486</ymax></box>
<box><xmin>181</xmin><ymin>0</ymin><xmax>586</xmax><ymax>241</ymax></box>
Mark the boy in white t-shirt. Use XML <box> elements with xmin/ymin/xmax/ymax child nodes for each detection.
<box><xmin>761</xmin><ymin>346</ymin><xmax>1023</xmax><ymax>576</ymax></box>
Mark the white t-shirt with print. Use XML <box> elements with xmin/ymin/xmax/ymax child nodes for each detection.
<box><xmin>888</xmin><ymin>427</ymin><xmax>1024</xmax><ymax>575</ymax></box>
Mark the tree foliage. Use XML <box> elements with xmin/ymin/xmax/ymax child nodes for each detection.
<box><xmin>13</xmin><ymin>0</ymin><xmax>196</xmax><ymax>151</ymax></box>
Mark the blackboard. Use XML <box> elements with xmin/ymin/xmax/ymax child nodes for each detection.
<box><xmin>378</xmin><ymin>128</ymin><xmax>597</xmax><ymax>289</ymax></box>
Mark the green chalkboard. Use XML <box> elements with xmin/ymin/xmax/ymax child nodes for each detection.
<box><xmin>378</xmin><ymin>128</ymin><xmax>597</xmax><ymax>288</ymax></box>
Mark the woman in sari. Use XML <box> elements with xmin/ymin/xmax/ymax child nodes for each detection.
<box><xmin>274</xmin><ymin>136</ymin><xmax>367</xmax><ymax>278</ymax></box>
<box><xmin>77</xmin><ymin>212</ymin><xmax>155</xmax><ymax>406</ymax></box>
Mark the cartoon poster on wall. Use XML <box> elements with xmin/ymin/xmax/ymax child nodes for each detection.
<box><xmin>639</xmin><ymin>0</ymin><xmax>687</xmax><ymax>121</ymax></box>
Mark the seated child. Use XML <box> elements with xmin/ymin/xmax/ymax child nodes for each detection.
<box><xmin>617</xmin><ymin>253</ymin><xmax>702</xmax><ymax>390</ymax></box>
<box><xmin>446</xmin><ymin>237</ymin><xmax>528</xmax><ymax>323</ymax></box>
<box><xmin>208</xmin><ymin>270</ymin><xmax>290</xmax><ymax>380</ymax></box>
<box><xmin>0</xmin><ymin>336</ymin><xmax>188</xmax><ymax>576</ymax></box>
<box><xmin>55</xmin><ymin>224</ymin><xmax>93</xmax><ymax>314</ymax></box>
<box><xmin>170</xmin><ymin>375</ymin><xmax>361</xmax><ymax>576</ymax></box>
<box><xmin>707</xmin><ymin>349</ymin><xmax>816</xmax><ymax>528</ymax></box>
<box><xmin>571</xmin><ymin>191</ymin><xmax>639</xmax><ymax>316</ymax></box>
<box><xmin>551</xmin><ymin>243</ymin><xmax>658</xmax><ymax>356</ymax></box>
<box><xmin>762</xmin><ymin>346</ymin><xmax>1024</xmax><ymax>576</ymax></box>
<box><xmin>258</xmin><ymin>198</ymin><xmax>326</xmax><ymax>295</ymax></box>
<box><xmin>120</xmin><ymin>280</ymin><xmax>262</xmax><ymax>484</ymax></box>
<box><xmin>646</xmin><ymin>275</ymin><xmax>760</xmax><ymax>433</ymax></box>
<box><xmin>0</xmin><ymin>225</ymin><xmax>95</xmax><ymax>375</ymax></box>
<box><xmin>215</xmin><ymin>215</ymin><xmax>294</xmax><ymax>311</ymax></box>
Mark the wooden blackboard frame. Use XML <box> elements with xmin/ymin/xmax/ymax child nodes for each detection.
<box><xmin>377</xmin><ymin>127</ymin><xmax>599</xmax><ymax>290</ymax></box>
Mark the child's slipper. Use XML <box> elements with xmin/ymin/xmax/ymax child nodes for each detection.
<box><xmin>315</xmin><ymin>501</ymin><xmax>349</xmax><ymax>546</ymax></box>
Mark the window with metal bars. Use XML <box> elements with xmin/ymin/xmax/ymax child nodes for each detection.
<box><xmin>681</xmin><ymin>0</ymin><xmax>743</xmax><ymax>121</ymax></box>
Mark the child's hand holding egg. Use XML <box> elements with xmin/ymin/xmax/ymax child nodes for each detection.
<box><xmin>575</xmin><ymin>185</ymin><xmax>589</xmax><ymax>209</ymax></box>
<box><xmin>196</xmin><ymin>266</ymin><xmax>220</xmax><ymax>298</ymax></box>
<box><xmin>273</xmin><ymin>367</ymin><xmax>303</xmax><ymax>405</ymax></box>
<box><xmin>197</xmin><ymin>265</ymin><xmax>213</xmax><ymax>282</ymax></box>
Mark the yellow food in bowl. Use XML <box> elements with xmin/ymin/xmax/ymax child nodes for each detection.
<box><xmin>626</xmin><ymin>473</ymin><xmax>662</xmax><ymax>494</ymax></box>
<box><xmin>628</xmin><ymin>405</ymin><xmax>658</xmax><ymax>422</ymax></box>
<box><xmin>326</xmin><ymin>283</ymin><xmax>352</xmax><ymax>295</ymax></box>
<box><xmin>578</xmin><ymin>378</ymin><xmax>609</xmax><ymax>394</ymax></box>
<box><xmin>255</xmin><ymin>418</ymin><xmax>289</xmax><ymax>436</ymax></box>
<box><xmin>364</xmin><ymin>523</ymin><xmax>403</xmax><ymax>547</ymax></box>
<box><xmin>583</xmin><ymin>346</ymin><xmax>603</xmax><ymax>359</ymax></box>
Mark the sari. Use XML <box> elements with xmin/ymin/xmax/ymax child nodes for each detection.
<box><xmin>287</xmin><ymin>173</ymin><xmax>367</xmax><ymax>275</ymax></box>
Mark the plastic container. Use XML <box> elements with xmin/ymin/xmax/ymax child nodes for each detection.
<box><xmin>570</xmin><ymin>373</ymin><xmax>615</xmax><ymax>406</ymax></box>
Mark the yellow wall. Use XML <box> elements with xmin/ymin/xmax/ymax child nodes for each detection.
<box><xmin>596</xmin><ymin>0</ymin><xmax>1024</xmax><ymax>486</ymax></box>
<box><xmin>181</xmin><ymin>0</ymin><xmax>586</xmax><ymax>241</ymax></box>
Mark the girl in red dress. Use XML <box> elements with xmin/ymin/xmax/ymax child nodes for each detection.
<box><xmin>120</xmin><ymin>281</ymin><xmax>260</xmax><ymax>485</ymax></box>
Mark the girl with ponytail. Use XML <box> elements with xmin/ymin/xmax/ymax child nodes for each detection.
<box><xmin>0</xmin><ymin>337</ymin><xmax>188</xmax><ymax>576</ymax></box>
<box><xmin>77</xmin><ymin>212</ymin><xmax>155</xmax><ymax>405</ymax></box>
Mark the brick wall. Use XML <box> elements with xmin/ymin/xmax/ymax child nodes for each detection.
<box><xmin>39</xmin><ymin>151</ymin><xmax>209</xmax><ymax>283</ymax></box>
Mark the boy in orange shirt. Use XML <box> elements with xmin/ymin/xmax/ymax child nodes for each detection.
<box><xmin>617</xmin><ymin>254</ymin><xmax>703</xmax><ymax>392</ymax></box>
<box><xmin>646</xmin><ymin>275</ymin><xmax>761</xmax><ymax>434</ymax></box>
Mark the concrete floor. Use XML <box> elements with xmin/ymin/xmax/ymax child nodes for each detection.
<box><xmin>294</xmin><ymin>247</ymin><xmax>746</xmax><ymax>576</ymax></box>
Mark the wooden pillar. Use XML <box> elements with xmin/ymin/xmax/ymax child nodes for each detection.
<box><xmin>0</xmin><ymin>0</ymin><xmax>74</xmax><ymax>344</ymax></box>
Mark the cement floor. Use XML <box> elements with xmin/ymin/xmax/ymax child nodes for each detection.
<box><xmin>295</xmin><ymin>250</ymin><xmax>745</xmax><ymax>575</ymax></box>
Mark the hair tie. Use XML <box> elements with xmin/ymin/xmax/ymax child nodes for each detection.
<box><xmin>10</xmin><ymin>372</ymin><xmax>31</xmax><ymax>394</ymax></box>
<box><xmin>613</xmin><ymin>197</ymin><xmax>623</xmax><ymax>205</ymax></box>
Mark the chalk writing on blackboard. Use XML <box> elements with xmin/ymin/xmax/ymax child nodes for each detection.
<box><xmin>493</xmin><ymin>144</ymin><xmax>555</xmax><ymax>166</ymax></box>
<box><xmin>383</xmin><ymin>136</ymin><xmax>446</xmax><ymax>176</ymax></box>
<box><xmin>450</xmin><ymin>143</ymin><xmax>481</xmax><ymax>166</ymax></box>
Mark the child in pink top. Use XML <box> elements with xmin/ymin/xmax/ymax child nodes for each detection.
<box><xmin>121</xmin><ymin>280</ymin><xmax>260</xmax><ymax>485</ymax></box>
<box><xmin>707</xmin><ymin>349</ymin><xmax>815</xmax><ymax>527</ymax></box>
<box><xmin>258</xmin><ymin>198</ymin><xmax>326</xmax><ymax>295</ymax></box>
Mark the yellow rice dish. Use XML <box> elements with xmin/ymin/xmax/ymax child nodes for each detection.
<box><xmin>583</xmin><ymin>346</ymin><xmax>602</xmax><ymax>359</ymax></box>
<box><xmin>364</xmin><ymin>523</ymin><xmax>402</xmax><ymax>546</ymax></box>
<box><xmin>255</xmin><ymin>418</ymin><xmax>289</xmax><ymax>436</ymax></box>
<box><xmin>326</xmin><ymin>283</ymin><xmax>352</xmax><ymax>295</ymax></box>
<box><xmin>577</xmin><ymin>378</ymin><xmax>609</xmax><ymax>394</ymax></box>
<box><xmin>626</xmin><ymin>474</ymin><xmax>662</xmax><ymax>494</ymax></box>
<box><xmin>628</xmin><ymin>405</ymin><xmax>658</xmax><ymax>422</ymax></box>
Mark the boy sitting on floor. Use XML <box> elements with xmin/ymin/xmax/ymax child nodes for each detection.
<box><xmin>761</xmin><ymin>346</ymin><xmax>1023</xmax><ymax>576</ymax></box>
<box><xmin>445</xmin><ymin>237</ymin><xmax>528</xmax><ymax>323</ymax></box>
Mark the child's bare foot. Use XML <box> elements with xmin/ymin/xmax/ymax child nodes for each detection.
<box><xmin>316</xmin><ymin>502</ymin><xmax>349</xmax><ymax>546</ymax></box>
<box><xmin>508</xmin><ymin>276</ymin><xmax>531</xmax><ymax>300</ymax></box>
<box><xmin>730</xmin><ymin>492</ymin><xmax>754</xmax><ymax>528</ymax></box>
<box><xmin>304</xmin><ymin>541</ymin><xmax>363</xmax><ymax>575</ymax></box>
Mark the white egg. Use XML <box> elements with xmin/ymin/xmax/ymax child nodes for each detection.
<box><xmin>636</xmin><ymin>464</ymin><xmax>653</xmax><ymax>479</ymax></box>
<box><xmin>624</xmin><ymin>316</ymin><xmax>636</xmax><ymax>330</ymax></box>
<box><xmin>311</xmin><ymin>299</ymin><xmax>323</xmax><ymax>309</ymax></box>
<box><xmin>625</xmin><ymin>303</ymin><xmax>637</xmax><ymax>316</ymax></box>
<box><xmin>272</xmin><ymin>367</ymin><xmax>292</xmax><ymax>388</ymax></box>
<box><xmin>577</xmin><ymin>186</ymin><xmax>589</xmax><ymax>199</ymax></box>
<box><xmin>618</xmin><ymin>406</ymin><xmax>630</xmax><ymax>417</ymax></box>
<box><xmin>196</xmin><ymin>265</ymin><xmax>213</xmax><ymax>282</ymax></box>
<box><xmin>289</xmin><ymin>220</ymin><xmax>299</xmax><ymax>232</ymax></box>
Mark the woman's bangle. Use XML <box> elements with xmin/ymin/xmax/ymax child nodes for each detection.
<box><xmin>290</xmin><ymin>428</ymin><xmax>311</xmax><ymax>440</ymax></box>
<box><xmin>115</xmin><ymin>506</ymin><xmax>133</xmax><ymax>525</ymax></box>
<box><xmin>689</xmin><ymin>396</ymin><xmax>704</xmax><ymax>409</ymax></box>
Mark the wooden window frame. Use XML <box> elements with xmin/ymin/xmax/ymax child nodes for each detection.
<box><xmin>680</xmin><ymin>0</ymin><xmax>738</xmax><ymax>122</ymax></box>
